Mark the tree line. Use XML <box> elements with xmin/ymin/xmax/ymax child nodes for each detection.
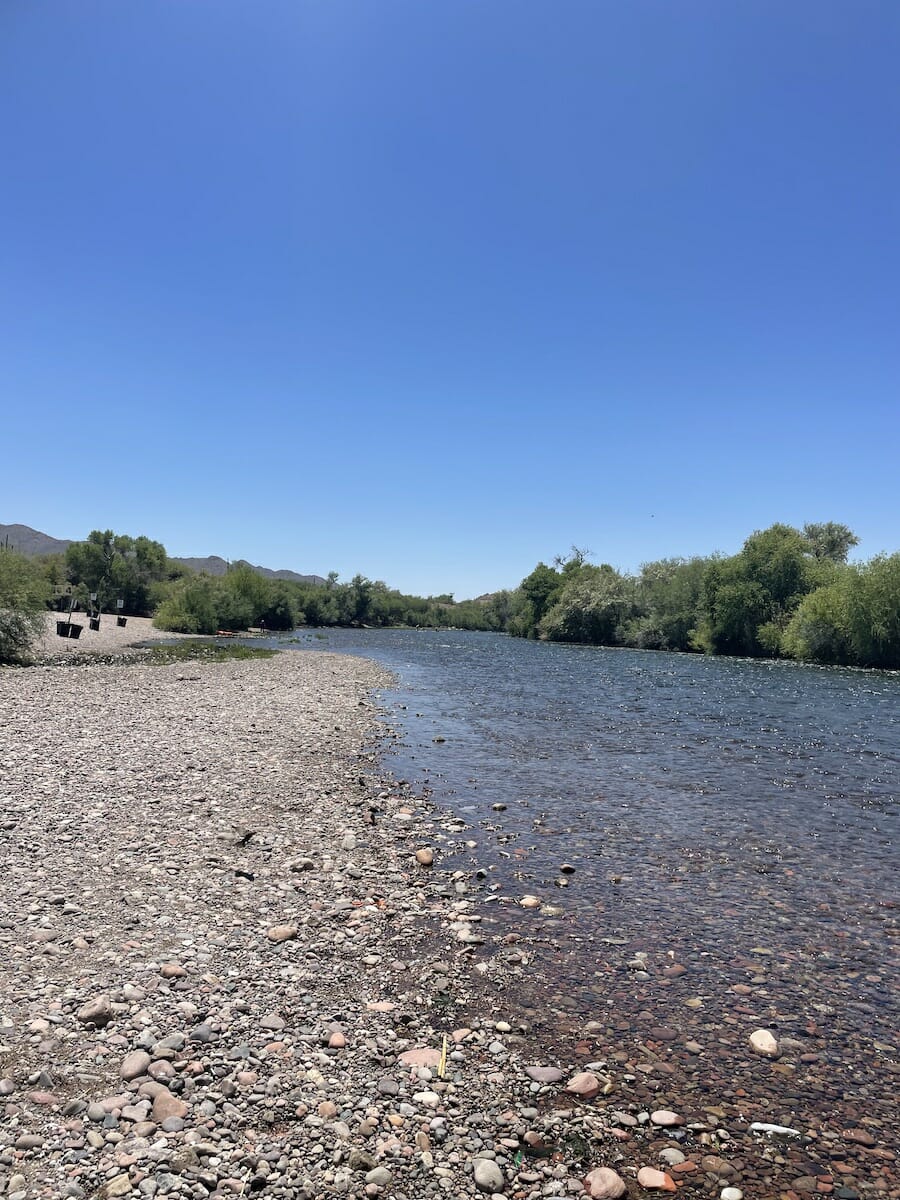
<box><xmin>2</xmin><ymin>521</ymin><xmax>898</xmax><ymax>669</ymax></box>
<box><xmin>0</xmin><ymin>528</ymin><xmax>507</xmax><ymax>660</ymax></box>
<box><xmin>508</xmin><ymin>523</ymin><xmax>900</xmax><ymax>669</ymax></box>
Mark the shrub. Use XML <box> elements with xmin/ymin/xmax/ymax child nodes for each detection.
<box><xmin>0</xmin><ymin>549</ymin><xmax>51</xmax><ymax>663</ymax></box>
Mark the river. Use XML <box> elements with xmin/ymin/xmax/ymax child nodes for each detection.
<box><xmin>280</xmin><ymin>629</ymin><xmax>898</xmax><ymax>1163</ymax></box>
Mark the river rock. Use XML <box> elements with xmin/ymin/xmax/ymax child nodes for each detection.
<box><xmin>267</xmin><ymin>924</ymin><xmax>298</xmax><ymax>942</ymax></box>
<box><xmin>399</xmin><ymin>1047</ymin><xmax>442</xmax><ymax>1067</ymax></box>
<box><xmin>524</xmin><ymin>1065</ymin><xmax>564</xmax><ymax>1083</ymax></box>
<box><xmin>119</xmin><ymin>1050</ymin><xmax>151</xmax><ymax>1080</ymax></box>
<box><xmin>702</xmin><ymin>1156</ymin><xmax>737</xmax><ymax>1179</ymax></box>
<box><xmin>565</xmin><ymin>1070</ymin><xmax>602</xmax><ymax>1097</ymax></box>
<box><xmin>637</xmin><ymin>1166</ymin><xmax>677</xmax><ymax>1191</ymax></box>
<box><xmin>100</xmin><ymin>1176</ymin><xmax>133</xmax><ymax>1198</ymax></box>
<box><xmin>583</xmin><ymin>1167</ymin><xmax>627</xmax><ymax>1198</ymax></box>
<box><xmin>415</xmin><ymin>847</ymin><xmax>434</xmax><ymax>866</ymax></box>
<box><xmin>749</xmin><ymin>1028</ymin><xmax>779</xmax><ymax>1057</ymax></box>
<box><xmin>76</xmin><ymin>995</ymin><xmax>112</xmax><ymax>1026</ymax></box>
<box><xmin>152</xmin><ymin>1088</ymin><xmax>189</xmax><ymax>1122</ymax></box>
<box><xmin>650</xmin><ymin>1109</ymin><xmax>682</xmax><ymax>1126</ymax></box>
<box><xmin>473</xmin><ymin>1157</ymin><xmax>505</xmax><ymax>1192</ymax></box>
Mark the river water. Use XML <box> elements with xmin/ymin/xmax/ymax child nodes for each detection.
<box><xmin>282</xmin><ymin>629</ymin><xmax>898</xmax><ymax>1149</ymax></box>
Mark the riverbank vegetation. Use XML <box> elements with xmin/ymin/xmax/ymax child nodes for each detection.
<box><xmin>509</xmin><ymin>523</ymin><xmax>900</xmax><ymax>669</ymax></box>
<box><xmin>0</xmin><ymin>548</ymin><xmax>51</xmax><ymax>663</ymax></box>
<box><xmin>4</xmin><ymin>521</ymin><xmax>898</xmax><ymax>669</ymax></box>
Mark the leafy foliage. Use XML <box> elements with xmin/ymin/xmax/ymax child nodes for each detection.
<box><xmin>49</xmin><ymin>518</ymin><xmax>900</xmax><ymax>670</ymax></box>
<box><xmin>0</xmin><ymin>548</ymin><xmax>51</xmax><ymax>663</ymax></box>
<box><xmin>511</xmin><ymin>522</ymin><xmax>900</xmax><ymax>670</ymax></box>
<box><xmin>65</xmin><ymin>530</ymin><xmax>177</xmax><ymax>616</ymax></box>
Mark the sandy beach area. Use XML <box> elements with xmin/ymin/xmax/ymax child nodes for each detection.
<box><xmin>30</xmin><ymin>612</ymin><xmax>188</xmax><ymax>662</ymax></box>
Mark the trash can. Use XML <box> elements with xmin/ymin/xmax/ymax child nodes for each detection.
<box><xmin>117</xmin><ymin>616</ymin><xmax>127</xmax><ymax>627</ymax></box>
<box><xmin>56</xmin><ymin>620</ymin><xmax>69</xmax><ymax>637</ymax></box>
<box><xmin>89</xmin><ymin>617</ymin><xmax>101</xmax><ymax>631</ymax></box>
<box><xmin>68</xmin><ymin>623</ymin><xmax>83</xmax><ymax>639</ymax></box>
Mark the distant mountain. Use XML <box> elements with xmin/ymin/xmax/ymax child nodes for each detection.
<box><xmin>1</xmin><ymin>523</ymin><xmax>325</xmax><ymax>585</ymax></box>
<box><xmin>0</xmin><ymin>523</ymin><xmax>74</xmax><ymax>556</ymax></box>
<box><xmin>173</xmin><ymin>556</ymin><xmax>326</xmax><ymax>586</ymax></box>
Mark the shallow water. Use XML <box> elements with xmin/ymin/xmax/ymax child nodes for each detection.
<box><xmin>282</xmin><ymin>628</ymin><xmax>899</xmax><ymax>1133</ymax></box>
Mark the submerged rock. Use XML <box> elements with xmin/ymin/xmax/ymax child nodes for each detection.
<box><xmin>583</xmin><ymin>1167</ymin><xmax>627</xmax><ymax>1198</ymax></box>
<box><xmin>749</xmin><ymin>1028</ymin><xmax>779</xmax><ymax>1057</ymax></box>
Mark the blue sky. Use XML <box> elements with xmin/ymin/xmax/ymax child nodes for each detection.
<box><xmin>2</xmin><ymin>1</ymin><xmax>897</xmax><ymax>598</ymax></box>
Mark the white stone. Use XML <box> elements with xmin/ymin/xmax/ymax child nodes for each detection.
<box><xmin>749</xmin><ymin>1028</ymin><xmax>779</xmax><ymax>1057</ymax></box>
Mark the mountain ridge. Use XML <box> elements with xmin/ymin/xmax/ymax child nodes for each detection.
<box><xmin>0</xmin><ymin>523</ymin><xmax>325</xmax><ymax>586</ymax></box>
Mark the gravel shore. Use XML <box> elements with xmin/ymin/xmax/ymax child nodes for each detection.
<box><xmin>0</xmin><ymin>648</ymin><xmax>611</xmax><ymax>1200</ymax></box>
<box><xmin>1</xmin><ymin>647</ymin><xmax>893</xmax><ymax>1200</ymax></box>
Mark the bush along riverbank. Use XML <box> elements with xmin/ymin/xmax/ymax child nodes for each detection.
<box><xmin>0</xmin><ymin>649</ymin><xmax>894</xmax><ymax>1199</ymax></box>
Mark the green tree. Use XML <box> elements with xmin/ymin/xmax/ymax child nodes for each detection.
<box><xmin>153</xmin><ymin>576</ymin><xmax>219</xmax><ymax>634</ymax></box>
<box><xmin>628</xmin><ymin>556</ymin><xmax>708</xmax><ymax>650</ymax></box>
<box><xmin>259</xmin><ymin>582</ymin><xmax>297</xmax><ymax>631</ymax></box>
<box><xmin>696</xmin><ymin>525</ymin><xmax>816</xmax><ymax>656</ymax></box>
<box><xmin>802</xmin><ymin>522</ymin><xmax>859</xmax><ymax>563</ymax></box>
<box><xmin>845</xmin><ymin>554</ymin><xmax>900</xmax><ymax>668</ymax></box>
<box><xmin>0</xmin><ymin>548</ymin><xmax>51</xmax><ymax>662</ymax></box>
<box><xmin>511</xmin><ymin>562</ymin><xmax>562</xmax><ymax>637</ymax></box>
<box><xmin>539</xmin><ymin>566</ymin><xmax>634</xmax><ymax>645</ymax></box>
<box><xmin>782</xmin><ymin>580</ymin><xmax>852</xmax><ymax>664</ymax></box>
<box><xmin>65</xmin><ymin>530</ymin><xmax>170</xmax><ymax>616</ymax></box>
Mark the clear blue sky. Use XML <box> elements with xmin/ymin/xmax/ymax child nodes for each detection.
<box><xmin>2</xmin><ymin>2</ymin><xmax>897</xmax><ymax>598</ymax></box>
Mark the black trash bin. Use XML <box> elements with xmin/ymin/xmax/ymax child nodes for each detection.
<box><xmin>89</xmin><ymin>617</ymin><xmax>101</xmax><ymax>631</ymax></box>
<box><xmin>117</xmin><ymin>616</ymin><xmax>127</xmax><ymax>627</ymax></box>
<box><xmin>56</xmin><ymin>620</ymin><xmax>69</xmax><ymax>637</ymax></box>
<box><xmin>67</xmin><ymin>623</ymin><xmax>83</xmax><ymax>639</ymax></box>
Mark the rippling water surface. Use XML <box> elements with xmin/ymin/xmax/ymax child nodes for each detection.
<box><xmin>283</xmin><ymin>628</ymin><xmax>898</xmax><ymax>1131</ymax></box>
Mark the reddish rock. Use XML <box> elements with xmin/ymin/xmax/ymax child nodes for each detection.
<box><xmin>843</xmin><ymin>1129</ymin><xmax>876</xmax><ymax>1147</ymax></box>
<box><xmin>119</xmin><ymin>1051</ymin><xmax>151</xmax><ymax>1081</ymax></box>
<box><xmin>564</xmin><ymin>1070</ymin><xmax>602</xmax><ymax>1098</ymax></box>
<box><xmin>583</xmin><ymin>1167</ymin><xmax>627</xmax><ymax>1198</ymax></box>
<box><xmin>637</xmin><ymin>1166</ymin><xmax>677</xmax><ymax>1191</ymax></box>
<box><xmin>671</xmin><ymin>1161</ymin><xmax>698</xmax><ymax>1175</ymax></box>
<box><xmin>151</xmin><ymin>1088</ymin><xmax>188</xmax><ymax>1123</ymax></box>
<box><xmin>650</xmin><ymin>1109</ymin><xmax>683</xmax><ymax>1127</ymax></box>
<box><xmin>398</xmin><ymin>1047</ymin><xmax>441</xmax><ymax>1068</ymax></box>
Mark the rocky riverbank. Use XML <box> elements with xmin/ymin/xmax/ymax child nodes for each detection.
<box><xmin>0</xmin><ymin>649</ymin><xmax>895</xmax><ymax>1200</ymax></box>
